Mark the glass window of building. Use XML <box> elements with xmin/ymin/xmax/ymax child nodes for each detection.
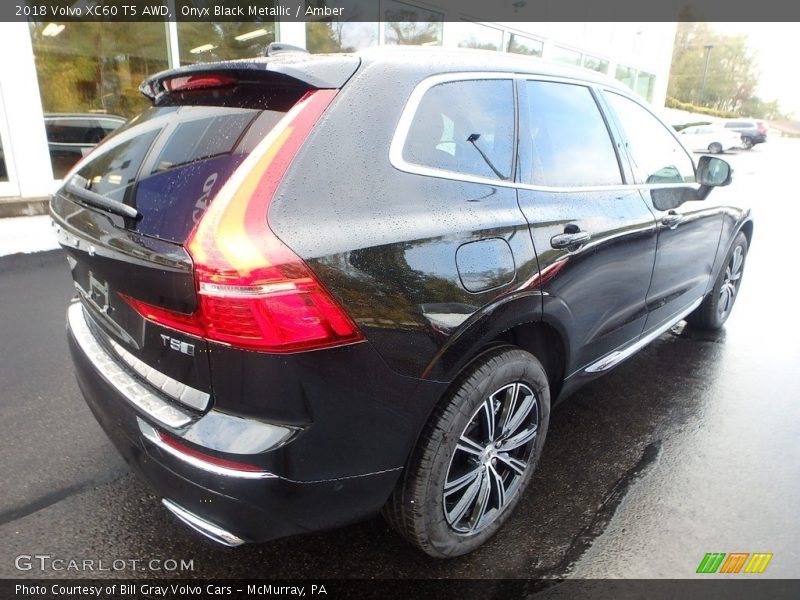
<box><xmin>29</xmin><ymin>22</ymin><xmax>169</xmax><ymax>178</ymax></box>
<box><xmin>551</xmin><ymin>46</ymin><xmax>582</xmax><ymax>67</ymax></box>
<box><xmin>506</xmin><ymin>33</ymin><xmax>543</xmax><ymax>57</ymax></box>
<box><xmin>177</xmin><ymin>22</ymin><xmax>276</xmax><ymax>64</ymax></box>
<box><xmin>455</xmin><ymin>22</ymin><xmax>503</xmax><ymax>51</ymax></box>
<box><xmin>306</xmin><ymin>1</ymin><xmax>379</xmax><ymax>53</ymax></box>
<box><xmin>615</xmin><ymin>64</ymin><xmax>636</xmax><ymax>90</ymax></box>
<box><xmin>635</xmin><ymin>71</ymin><xmax>656</xmax><ymax>102</ymax></box>
<box><xmin>383</xmin><ymin>0</ymin><xmax>444</xmax><ymax>46</ymax></box>
<box><xmin>582</xmin><ymin>54</ymin><xmax>609</xmax><ymax>74</ymax></box>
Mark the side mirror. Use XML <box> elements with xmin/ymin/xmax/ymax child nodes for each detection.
<box><xmin>697</xmin><ymin>155</ymin><xmax>732</xmax><ymax>187</ymax></box>
<box><xmin>695</xmin><ymin>155</ymin><xmax>732</xmax><ymax>200</ymax></box>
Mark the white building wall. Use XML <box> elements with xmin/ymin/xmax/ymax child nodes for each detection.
<box><xmin>0</xmin><ymin>22</ymin><xmax>54</xmax><ymax>198</ymax></box>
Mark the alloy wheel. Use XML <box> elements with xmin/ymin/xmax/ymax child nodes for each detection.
<box><xmin>718</xmin><ymin>245</ymin><xmax>744</xmax><ymax>319</ymax></box>
<box><xmin>443</xmin><ymin>382</ymin><xmax>539</xmax><ymax>534</ymax></box>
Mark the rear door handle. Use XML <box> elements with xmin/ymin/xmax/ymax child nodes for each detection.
<box><xmin>662</xmin><ymin>212</ymin><xmax>683</xmax><ymax>229</ymax></box>
<box><xmin>550</xmin><ymin>230</ymin><xmax>591</xmax><ymax>249</ymax></box>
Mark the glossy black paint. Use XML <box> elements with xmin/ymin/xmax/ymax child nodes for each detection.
<box><xmin>54</xmin><ymin>49</ymin><xmax>753</xmax><ymax>545</ymax></box>
<box><xmin>519</xmin><ymin>188</ymin><xmax>658</xmax><ymax>376</ymax></box>
<box><xmin>51</xmin><ymin>193</ymin><xmax>212</xmax><ymax>397</ymax></box>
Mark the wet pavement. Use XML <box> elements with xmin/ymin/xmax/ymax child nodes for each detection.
<box><xmin>0</xmin><ymin>140</ymin><xmax>798</xmax><ymax>579</ymax></box>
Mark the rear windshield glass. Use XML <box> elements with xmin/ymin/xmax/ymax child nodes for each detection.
<box><xmin>68</xmin><ymin>87</ymin><xmax>304</xmax><ymax>244</ymax></box>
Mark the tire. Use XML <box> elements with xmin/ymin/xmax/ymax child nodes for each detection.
<box><xmin>383</xmin><ymin>347</ymin><xmax>550</xmax><ymax>558</ymax></box>
<box><xmin>687</xmin><ymin>232</ymin><xmax>748</xmax><ymax>330</ymax></box>
<box><xmin>708</xmin><ymin>142</ymin><xmax>722</xmax><ymax>154</ymax></box>
<box><xmin>741</xmin><ymin>136</ymin><xmax>754</xmax><ymax>150</ymax></box>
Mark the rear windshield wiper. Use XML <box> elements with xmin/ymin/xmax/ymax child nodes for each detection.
<box><xmin>64</xmin><ymin>175</ymin><xmax>141</xmax><ymax>221</ymax></box>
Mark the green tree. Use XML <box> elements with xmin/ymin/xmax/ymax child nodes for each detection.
<box><xmin>667</xmin><ymin>23</ymin><xmax>759</xmax><ymax>114</ymax></box>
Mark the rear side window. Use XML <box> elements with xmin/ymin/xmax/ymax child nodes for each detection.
<box><xmin>71</xmin><ymin>94</ymin><xmax>301</xmax><ymax>243</ymax></box>
<box><xmin>605</xmin><ymin>92</ymin><xmax>695</xmax><ymax>184</ymax></box>
<box><xmin>402</xmin><ymin>79</ymin><xmax>514</xmax><ymax>181</ymax></box>
<box><xmin>519</xmin><ymin>81</ymin><xmax>622</xmax><ymax>187</ymax></box>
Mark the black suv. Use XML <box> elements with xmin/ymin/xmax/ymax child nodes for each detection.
<box><xmin>51</xmin><ymin>48</ymin><xmax>752</xmax><ymax>558</ymax></box>
<box><xmin>721</xmin><ymin>119</ymin><xmax>768</xmax><ymax>149</ymax></box>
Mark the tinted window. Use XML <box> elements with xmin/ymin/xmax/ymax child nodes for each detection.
<box><xmin>70</xmin><ymin>103</ymin><xmax>294</xmax><ymax>243</ymax></box>
<box><xmin>76</xmin><ymin>129</ymin><xmax>160</xmax><ymax>202</ymax></box>
<box><xmin>605</xmin><ymin>92</ymin><xmax>695</xmax><ymax>184</ymax></box>
<box><xmin>403</xmin><ymin>79</ymin><xmax>514</xmax><ymax>181</ymax></box>
<box><xmin>520</xmin><ymin>81</ymin><xmax>621</xmax><ymax>187</ymax></box>
<box><xmin>151</xmin><ymin>110</ymin><xmax>256</xmax><ymax>174</ymax></box>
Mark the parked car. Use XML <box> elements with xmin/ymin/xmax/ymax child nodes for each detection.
<box><xmin>44</xmin><ymin>113</ymin><xmax>126</xmax><ymax>178</ymax></box>
<box><xmin>51</xmin><ymin>47</ymin><xmax>752</xmax><ymax>558</ymax></box>
<box><xmin>678</xmin><ymin>124</ymin><xmax>742</xmax><ymax>153</ymax></box>
<box><xmin>721</xmin><ymin>119</ymin><xmax>768</xmax><ymax>149</ymax></box>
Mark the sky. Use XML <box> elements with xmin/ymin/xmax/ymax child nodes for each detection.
<box><xmin>712</xmin><ymin>22</ymin><xmax>800</xmax><ymax>119</ymax></box>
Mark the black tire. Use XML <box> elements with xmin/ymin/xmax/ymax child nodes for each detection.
<box><xmin>741</xmin><ymin>136</ymin><xmax>754</xmax><ymax>150</ymax></box>
<box><xmin>687</xmin><ymin>232</ymin><xmax>748</xmax><ymax>330</ymax></box>
<box><xmin>708</xmin><ymin>142</ymin><xmax>722</xmax><ymax>154</ymax></box>
<box><xmin>383</xmin><ymin>347</ymin><xmax>550</xmax><ymax>558</ymax></box>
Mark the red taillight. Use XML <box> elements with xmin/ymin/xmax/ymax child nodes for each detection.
<box><xmin>123</xmin><ymin>89</ymin><xmax>364</xmax><ymax>353</ymax></box>
<box><xmin>157</xmin><ymin>431</ymin><xmax>263</xmax><ymax>473</ymax></box>
<box><xmin>163</xmin><ymin>73</ymin><xmax>237</xmax><ymax>93</ymax></box>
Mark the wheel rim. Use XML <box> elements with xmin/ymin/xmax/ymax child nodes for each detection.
<box><xmin>743</xmin><ymin>137</ymin><xmax>753</xmax><ymax>149</ymax></box>
<box><xmin>443</xmin><ymin>382</ymin><xmax>539</xmax><ymax>534</ymax></box>
<box><xmin>709</xmin><ymin>143</ymin><xmax>722</xmax><ymax>154</ymax></box>
<box><xmin>718</xmin><ymin>245</ymin><xmax>744</xmax><ymax>319</ymax></box>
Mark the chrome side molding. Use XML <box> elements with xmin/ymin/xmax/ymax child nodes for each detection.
<box><xmin>584</xmin><ymin>297</ymin><xmax>703</xmax><ymax>374</ymax></box>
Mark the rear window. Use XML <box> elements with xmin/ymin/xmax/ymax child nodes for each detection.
<box><xmin>69</xmin><ymin>88</ymin><xmax>304</xmax><ymax>243</ymax></box>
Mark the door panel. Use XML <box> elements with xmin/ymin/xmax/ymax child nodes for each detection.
<box><xmin>640</xmin><ymin>189</ymin><xmax>723</xmax><ymax>331</ymax></box>
<box><xmin>517</xmin><ymin>80</ymin><xmax>657</xmax><ymax>375</ymax></box>
<box><xmin>520</xmin><ymin>189</ymin><xmax>658</xmax><ymax>373</ymax></box>
<box><xmin>601</xmin><ymin>90</ymin><xmax>723</xmax><ymax>333</ymax></box>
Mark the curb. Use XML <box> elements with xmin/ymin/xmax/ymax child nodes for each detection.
<box><xmin>0</xmin><ymin>197</ymin><xmax>50</xmax><ymax>218</ymax></box>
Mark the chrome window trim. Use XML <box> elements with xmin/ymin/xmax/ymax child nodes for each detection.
<box><xmin>67</xmin><ymin>302</ymin><xmax>192</xmax><ymax>429</ymax></box>
<box><xmin>389</xmin><ymin>71</ymin><xmax>701</xmax><ymax>194</ymax></box>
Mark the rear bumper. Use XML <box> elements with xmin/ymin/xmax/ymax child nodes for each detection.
<box><xmin>66</xmin><ymin>302</ymin><xmax>421</xmax><ymax>544</ymax></box>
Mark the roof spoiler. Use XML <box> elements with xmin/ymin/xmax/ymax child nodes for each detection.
<box><xmin>140</xmin><ymin>55</ymin><xmax>360</xmax><ymax>102</ymax></box>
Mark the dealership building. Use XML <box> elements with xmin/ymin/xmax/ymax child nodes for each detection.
<box><xmin>0</xmin><ymin>6</ymin><xmax>675</xmax><ymax>204</ymax></box>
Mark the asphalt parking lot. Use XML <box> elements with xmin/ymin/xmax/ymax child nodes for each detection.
<box><xmin>1</xmin><ymin>139</ymin><xmax>798</xmax><ymax>580</ymax></box>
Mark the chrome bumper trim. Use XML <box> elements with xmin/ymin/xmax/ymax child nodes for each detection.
<box><xmin>161</xmin><ymin>499</ymin><xmax>245</xmax><ymax>547</ymax></box>
<box><xmin>67</xmin><ymin>302</ymin><xmax>192</xmax><ymax>429</ymax></box>
<box><xmin>584</xmin><ymin>296</ymin><xmax>704</xmax><ymax>374</ymax></box>
<box><xmin>139</xmin><ymin>418</ymin><xmax>277</xmax><ymax>480</ymax></box>
<box><xmin>106</xmin><ymin>335</ymin><xmax>210</xmax><ymax>412</ymax></box>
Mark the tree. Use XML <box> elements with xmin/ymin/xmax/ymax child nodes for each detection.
<box><xmin>667</xmin><ymin>23</ymin><xmax>760</xmax><ymax>114</ymax></box>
